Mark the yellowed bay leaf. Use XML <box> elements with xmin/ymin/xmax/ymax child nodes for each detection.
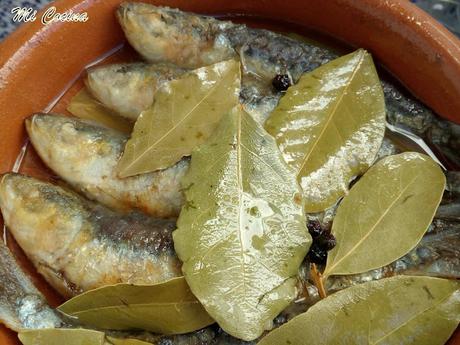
<box><xmin>257</xmin><ymin>276</ymin><xmax>460</xmax><ymax>345</ymax></box>
<box><xmin>58</xmin><ymin>277</ymin><xmax>214</xmax><ymax>335</ymax></box>
<box><xmin>324</xmin><ymin>152</ymin><xmax>446</xmax><ymax>277</ymax></box>
<box><xmin>106</xmin><ymin>337</ymin><xmax>154</xmax><ymax>345</ymax></box>
<box><xmin>18</xmin><ymin>329</ymin><xmax>154</xmax><ymax>345</ymax></box>
<box><xmin>19</xmin><ymin>329</ymin><xmax>106</xmax><ymax>345</ymax></box>
<box><xmin>264</xmin><ymin>49</ymin><xmax>385</xmax><ymax>212</ymax></box>
<box><xmin>117</xmin><ymin>59</ymin><xmax>241</xmax><ymax>177</ymax></box>
<box><xmin>67</xmin><ymin>88</ymin><xmax>133</xmax><ymax>134</ymax></box>
<box><xmin>173</xmin><ymin>106</ymin><xmax>311</xmax><ymax>341</ymax></box>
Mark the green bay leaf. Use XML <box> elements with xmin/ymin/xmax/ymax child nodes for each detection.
<box><xmin>18</xmin><ymin>328</ymin><xmax>107</xmax><ymax>345</ymax></box>
<box><xmin>106</xmin><ymin>337</ymin><xmax>154</xmax><ymax>345</ymax></box>
<box><xmin>173</xmin><ymin>106</ymin><xmax>311</xmax><ymax>341</ymax></box>
<box><xmin>264</xmin><ymin>49</ymin><xmax>386</xmax><ymax>212</ymax></box>
<box><xmin>67</xmin><ymin>88</ymin><xmax>133</xmax><ymax>134</ymax></box>
<box><xmin>58</xmin><ymin>277</ymin><xmax>214</xmax><ymax>334</ymax></box>
<box><xmin>257</xmin><ymin>276</ymin><xmax>460</xmax><ymax>345</ymax></box>
<box><xmin>117</xmin><ymin>59</ymin><xmax>241</xmax><ymax>177</ymax></box>
<box><xmin>324</xmin><ymin>152</ymin><xmax>446</xmax><ymax>277</ymax></box>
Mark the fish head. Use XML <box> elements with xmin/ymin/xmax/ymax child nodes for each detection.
<box><xmin>86</xmin><ymin>63</ymin><xmax>157</xmax><ymax>120</ymax></box>
<box><xmin>86</xmin><ymin>63</ymin><xmax>150</xmax><ymax>98</ymax></box>
<box><xmin>86</xmin><ymin>63</ymin><xmax>157</xmax><ymax>95</ymax></box>
<box><xmin>26</xmin><ymin>114</ymin><xmax>125</xmax><ymax>181</ymax></box>
<box><xmin>85</xmin><ymin>62</ymin><xmax>185</xmax><ymax>120</ymax></box>
<box><xmin>117</xmin><ymin>2</ymin><xmax>235</xmax><ymax>68</ymax></box>
<box><xmin>0</xmin><ymin>173</ymin><xmax>88</xmax><ymax>263</ymax></box>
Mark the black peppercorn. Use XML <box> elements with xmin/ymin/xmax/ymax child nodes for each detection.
<box><xmin>308</xmin><ymin>243</ymin><xmax>328</xmax><ymax>265</ymax></box>
<box><xmin>307</xmin><ymin>220</ymin><xmax>323</xmax><ymax>239</ymax></box>
<box><xmin>317</xmin><ymin>232</ymin><xmax>337</xmax><ymax>251</ymax></box>
<box><xmin>272</xmin><ymin>74</ymin><xmax>291</xmax><ymax>91</ymax></box>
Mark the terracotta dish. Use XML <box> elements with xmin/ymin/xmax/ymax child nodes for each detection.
<box><xmin>0</xmin><ymin>0</ymin><xmax>459</xmax><ymax>344</ymax></box>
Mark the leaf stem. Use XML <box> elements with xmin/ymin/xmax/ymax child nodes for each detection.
<box><xmin>310</xmin><ymin>263</ymin><xmax>328</xmax><ymax>299</ymax></box>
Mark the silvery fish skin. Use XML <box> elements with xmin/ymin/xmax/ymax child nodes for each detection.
<box><xmin>86</xmin><ymin>62</ymin><xmax>185</xmax><ymax>120</ymax></box>
<box><xmin>116</xmin><ymin>2</ymin><xmax>460</xmax><ymax>163</ymax></box>
<box><xmin>0</xmin><ymin>173</ymin><xmax>182</xmax><ymax>297</ymax></box>
<box><xmin>448</xmin><ymin>171</ymin><xmax>460</xmax><ymax>192</ymax></box>
<box><xmin>0</xmin><ymin>240</ymin><xmax>63</xmax><ymax>332</ymax></box>
<box><xmin>26</xmin><ymin>114</ymin><xmax>187</xmax><ymax>218</ymax></box>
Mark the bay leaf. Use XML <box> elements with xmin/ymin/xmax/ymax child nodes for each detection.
<box><xmin>18</xmin><ymin>328</ymin><xmax>107</xmax><ymax>345</ymax></box>
<box><xmin>117</xmin><ymin>59</ymin><xmax>241</xmax><ymax>177</ymax></box>
<box><xmin>323</xmin><ymin>152</ymin><xmax>446</xmax><ymax>278</ymax></box>
<box><xmin>58</xmin><ymin>277</ymin><xmax>214</xmax><ymax>334</ymax></box>
<box><xmin>106</xmin><ymin>337</ymin><xmax>154</xmax><ymax>345</ymax></box>
<box><xmin>264</xmin><ymin>49</ymin><xmax>386</xmax><ymax>212</ymax></box>
<box><xmin>173</xmin><ymin>106</ymin><xmax>311</xmax><ymax>341</ymax></box>
<box><xmin>67</xmin><ymin>88</ymin><xmax>133</xmax><ymax>134</ymax></box>
<box><xmin>257</xmin><ymin>276</ymin><xmax>460</xmax><ymax>345</ymax></box>
<box><xmin>18</xmin><ymin>329</ymin><xmax>154</xmax><ymax>345</ymax></box>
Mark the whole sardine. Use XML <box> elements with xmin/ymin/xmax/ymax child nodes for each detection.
<box><xmin>0</xmin><ymin>173</ymin><xmax>181</xmax><ymax>297</ymax></box>
<box><xmin>86</xmin><ymin>62</ymin><xmax>185</xmax><ymax>121</ymax></box>
<box><xmin>116</xmin><ymin>2</ymin><xmax>460</xmax><ymax>164</ymax></box>
<box><xmin>26</xmin><ymin>114</ymin><xmax>187</xmax><ymax>218</ymax></box>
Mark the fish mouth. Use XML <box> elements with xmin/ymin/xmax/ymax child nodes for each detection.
<box><xmin>25</xmin><ymin>114</ymin><xmax>62</xmax><ymax>154</ymax></box>
<box><xmin>116</xmin><ymin>2</ymin><xmax>157</xmax><ymax>32</ymax></box>
<box><xmin>0</xmin><ymin>173</ymin><xmax>11</xmax><ymax>188</ymax></box>
<box><xmin>0</xmin><ymin>173</ymin><xmax>30</xmax><ymax>200</ymax></box>
<box><xmin>25</xmin><ymin>113</ymin><xmax>58</xmax><ymax>140</ymax></box>
<box><xmin>25</xmin><ymin>113</ymin><xmax>42</xmax><ymax>130</ymax></box>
